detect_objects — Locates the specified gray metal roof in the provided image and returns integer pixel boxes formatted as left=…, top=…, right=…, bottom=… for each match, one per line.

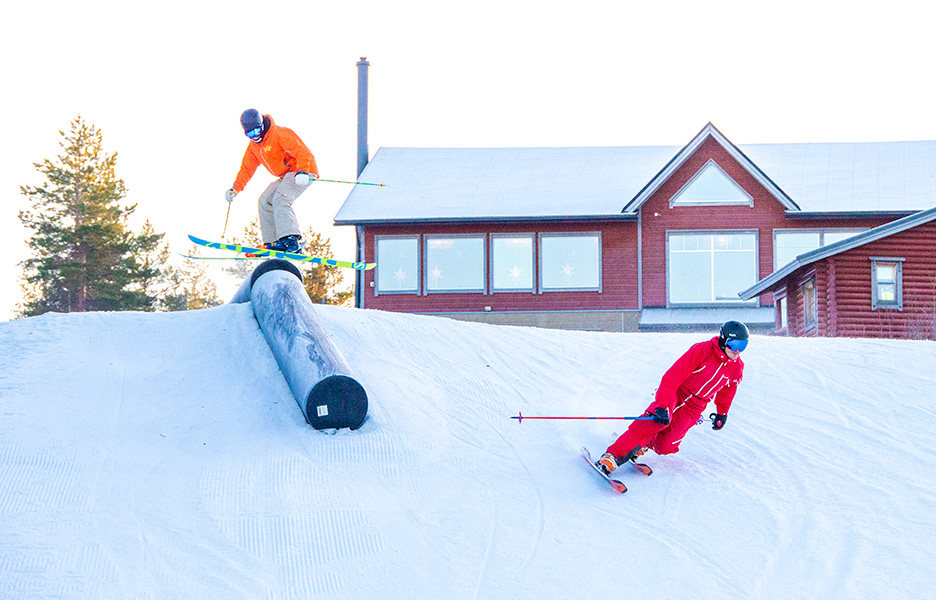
left=335, top=146, right=677, bottom=224
left=334, top=137, right=936, bottom=225
left=741, top=141, right=936, bottom=213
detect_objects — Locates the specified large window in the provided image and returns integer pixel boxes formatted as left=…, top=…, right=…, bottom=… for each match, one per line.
left=539, top=233, right=601, bottom=291
left=871, top=258, right=903, bottom=310
left=425, top=235, right=485, bottom=293
left=375, top=236, right=420, bottom=294
left=774, top=229, right=867, bottom=269
left=668, top=231, right=757, bottom=304
left=491, top=234, right=534, bottom=292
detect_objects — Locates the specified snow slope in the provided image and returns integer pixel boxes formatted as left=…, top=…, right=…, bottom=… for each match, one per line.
left=1, top=304, right=935, bottom=599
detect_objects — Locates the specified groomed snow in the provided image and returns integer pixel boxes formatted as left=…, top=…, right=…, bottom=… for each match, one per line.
left=1, top=304, right=934, bottom=598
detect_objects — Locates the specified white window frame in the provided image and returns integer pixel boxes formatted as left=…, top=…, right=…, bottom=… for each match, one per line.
left=374, top=235, right=421, bottom=296
left=669, top=159, right=754, bottom=207
left=538, top=232, right=602, bottom=293
left=490, top=233, right=536, bottom=294
left=666, top=230, right=759, bottom=307
left=870, top=257, right=904, bottom=311
left=423, top=234, right=487, bottom=294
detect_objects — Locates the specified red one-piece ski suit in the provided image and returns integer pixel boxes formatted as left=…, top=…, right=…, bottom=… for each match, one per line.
left=607, top=336, right=744, bottom=458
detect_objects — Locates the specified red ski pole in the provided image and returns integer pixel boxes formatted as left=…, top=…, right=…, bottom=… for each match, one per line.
left=511, top=411, right=653, bottom=424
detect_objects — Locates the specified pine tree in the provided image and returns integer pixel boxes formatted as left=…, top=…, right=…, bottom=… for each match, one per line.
left=168, top=246, right=223, bottom=311
left=131, top=219, right=173, bottom=305
left=224, top=220, right=353, bottom=306
left=18, top=117, right=169, bottom=316
left=300, top=231, right=353, bottom=306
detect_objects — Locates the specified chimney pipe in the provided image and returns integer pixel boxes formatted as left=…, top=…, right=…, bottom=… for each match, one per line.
left=354, top=57, right=371, bottom=310
left=356, top=57, right=370, bottom=178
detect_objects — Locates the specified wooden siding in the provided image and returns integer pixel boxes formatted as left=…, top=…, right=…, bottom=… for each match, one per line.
left=361, top=221, right=639, bottom=314
left=827, top=221, right=936, bottom=339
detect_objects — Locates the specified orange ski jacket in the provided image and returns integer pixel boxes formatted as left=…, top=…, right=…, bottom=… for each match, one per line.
left=232, top=115, right=319, bottom=192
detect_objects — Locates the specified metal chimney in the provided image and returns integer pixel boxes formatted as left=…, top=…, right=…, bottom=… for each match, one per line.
left=354, top=57, right=371, bottom=310
left=356, top=57, right=370, bottom=178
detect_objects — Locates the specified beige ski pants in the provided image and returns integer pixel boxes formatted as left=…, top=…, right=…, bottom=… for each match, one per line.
left=257, top=172, right=309, bottom=243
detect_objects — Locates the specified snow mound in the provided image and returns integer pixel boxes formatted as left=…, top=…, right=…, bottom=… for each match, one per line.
left=1, top=304, right=934, bottom=598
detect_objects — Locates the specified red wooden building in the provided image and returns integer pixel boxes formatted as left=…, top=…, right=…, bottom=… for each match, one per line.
left=335, top=124, right=936, bottom=334
left=739, top=206, right=936, bottom=338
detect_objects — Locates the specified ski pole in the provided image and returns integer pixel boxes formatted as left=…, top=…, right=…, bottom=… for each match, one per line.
left=511, top=412, right=653, bottom=424
left=221, top=202, right=232, bottom=239
left=316, top=178, right=387, bottom=187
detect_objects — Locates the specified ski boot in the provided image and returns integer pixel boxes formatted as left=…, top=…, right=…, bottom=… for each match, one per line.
left=595, top=452, right=618, bottom=476
left=623, top=446, right=652, bottom=476
left=269, top=234, right=302, bottom=253
left=621, top=446, right=647, bottom=462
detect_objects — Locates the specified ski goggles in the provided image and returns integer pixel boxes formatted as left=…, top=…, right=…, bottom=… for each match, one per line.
left=245, top=125, right=263, bottom=139
left=725, top=338, right=748, bottom=352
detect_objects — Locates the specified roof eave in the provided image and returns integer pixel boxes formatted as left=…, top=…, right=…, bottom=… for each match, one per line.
left=334, top=213, right=640, bottom=227
left=784, top=210, right=918, bottom=220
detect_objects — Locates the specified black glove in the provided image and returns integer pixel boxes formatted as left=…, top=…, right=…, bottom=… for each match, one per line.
left=711, top=413, right=728, bottom=431
left=650, top=406, right=670, bottom=426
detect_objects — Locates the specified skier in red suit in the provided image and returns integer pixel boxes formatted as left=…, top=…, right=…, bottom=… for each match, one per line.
left=596, top=321, right=749, bottom=475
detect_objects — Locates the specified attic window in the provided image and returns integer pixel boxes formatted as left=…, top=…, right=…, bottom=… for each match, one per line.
left=670, top=159, right=753, bottom=207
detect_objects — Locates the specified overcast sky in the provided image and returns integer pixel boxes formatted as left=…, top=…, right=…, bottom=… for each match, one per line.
left=2, top=0, right=934, bottom=319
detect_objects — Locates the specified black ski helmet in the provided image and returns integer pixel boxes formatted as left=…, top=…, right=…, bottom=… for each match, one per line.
left=240, top=109, right=263, bottom=133
left=719, top=320, right=750, bottom=350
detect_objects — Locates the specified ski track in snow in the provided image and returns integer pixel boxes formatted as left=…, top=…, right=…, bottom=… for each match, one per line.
left=1, top=304, right=936, bottom=598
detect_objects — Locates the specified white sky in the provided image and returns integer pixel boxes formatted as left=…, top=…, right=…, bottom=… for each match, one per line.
left=2, top=0, right=934, bottom=320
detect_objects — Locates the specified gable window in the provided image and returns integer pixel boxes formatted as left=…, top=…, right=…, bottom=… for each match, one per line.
left=774, top=229, right=867, bottom=269
left=539, top=233, right=601, bottom=292
left=425, top=235, right=485, bottom=293
left=870, top=257, right=904, bottom=310
left=375, top=235, right=420, bottom=295
left=667, top=231, right=757, bottom=305
left=669, top=160, right=753, bottom=207
left=491, top=234, right=534, bottom=292
left=801, top=276, right=818, bottom=330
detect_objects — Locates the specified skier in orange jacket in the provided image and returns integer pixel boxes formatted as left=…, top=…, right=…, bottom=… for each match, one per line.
left=225, top=109, right=319, bottom=253
left=596, top=321, right=748, bottom=475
